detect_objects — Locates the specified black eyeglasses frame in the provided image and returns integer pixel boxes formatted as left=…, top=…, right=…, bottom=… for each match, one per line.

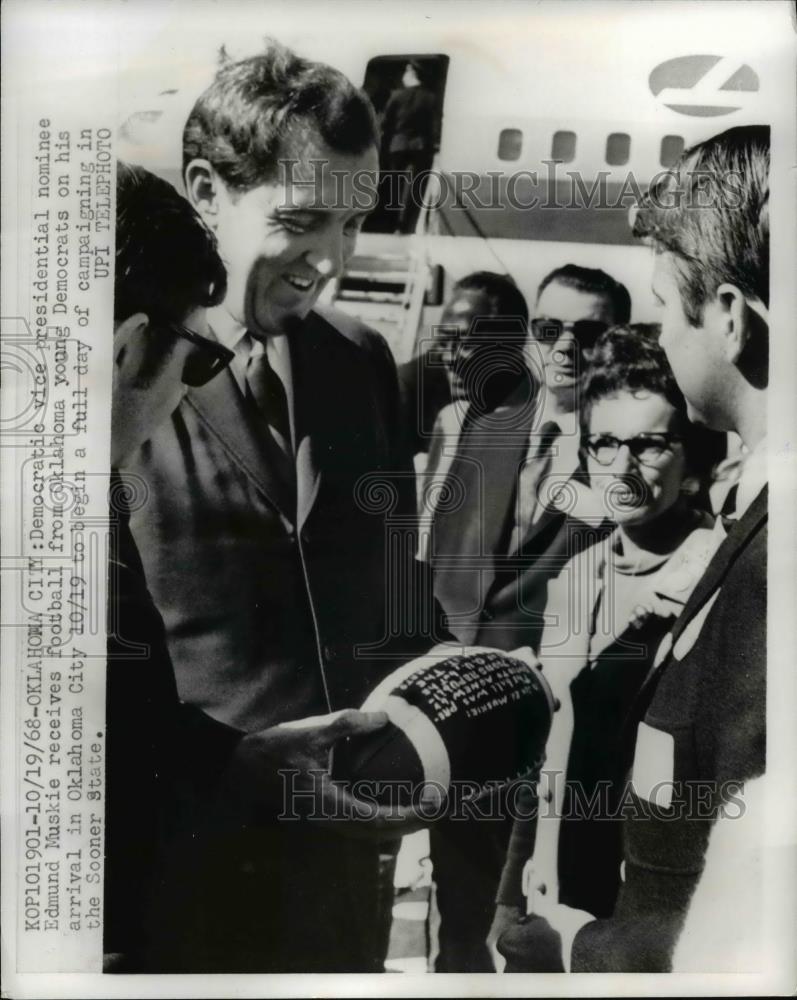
left=165, top=320, right=235, bottom=388
left=583, top=432, right=683, bottom=467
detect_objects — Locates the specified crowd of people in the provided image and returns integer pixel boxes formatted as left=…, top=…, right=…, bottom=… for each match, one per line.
left=104, top=39, right=769, bottom=976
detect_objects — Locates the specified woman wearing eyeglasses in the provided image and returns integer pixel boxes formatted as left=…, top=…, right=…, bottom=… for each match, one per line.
left=493, top=324, right=725, bottom=970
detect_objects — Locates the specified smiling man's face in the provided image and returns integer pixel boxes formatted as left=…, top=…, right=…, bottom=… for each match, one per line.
left=211, top=129, right=378, bottom=336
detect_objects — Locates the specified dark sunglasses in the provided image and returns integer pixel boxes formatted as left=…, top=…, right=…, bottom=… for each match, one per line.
left=166, top=321, right=235, bottom=387
left=530, top=317, right=609, bottom=349
left=584, top=432, right=682, bottom=468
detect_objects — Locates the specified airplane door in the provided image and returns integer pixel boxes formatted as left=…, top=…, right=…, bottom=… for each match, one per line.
left=361, top=54, right=449, bottom=233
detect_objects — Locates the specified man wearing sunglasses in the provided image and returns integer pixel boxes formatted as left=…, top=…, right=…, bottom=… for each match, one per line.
left=425, top=264, right=628, bottom=970
left=108, top=161, right=236, bottom=969
left=400, top=271, right=529, bottom=461
left=108, top=163, right=413, bottom=972
left=432, top=264, right=631, bottom=656
left=111, top=170, right=234, bottom=464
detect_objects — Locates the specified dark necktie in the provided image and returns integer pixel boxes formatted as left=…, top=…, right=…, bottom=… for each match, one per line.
left=718, top=482, right=739, bottom=534
left=720, top=482, right=738, bottom=518
left=244, top=338, right=295, bottom=488
left=508, top=420, right=561, bottom=554
left=245, top=341, right=291, bottom=448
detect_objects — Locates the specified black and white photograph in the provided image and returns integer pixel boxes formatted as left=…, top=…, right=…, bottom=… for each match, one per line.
left=1, top=1, right=795, bottom=996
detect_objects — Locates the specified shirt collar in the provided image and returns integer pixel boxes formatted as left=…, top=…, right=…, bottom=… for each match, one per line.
left=537, top=398, right=579, bottom=437
left=533, top=400, right=580, bottom=471
left=207, top=305, right=249, bottom=352
left=207, top=306, right=265, bottom=395
left=734, top=436, right=767, bottom=516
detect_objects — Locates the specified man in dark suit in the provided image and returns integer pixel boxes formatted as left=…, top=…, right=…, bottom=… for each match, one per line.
left=423, top=266, right=628, bottom=970
left=106, top=160, right=237, bottom=971
left=498, top=125, right=769, bottom=972
left=121, top=45, right=443, bottom=972
left=399, top=270, right=528, bottom=460
left=381, top=59, right=441, bottom=233
left=107, top=163, right=404, bottom=971
left=429, top=264, right=630, bottom=654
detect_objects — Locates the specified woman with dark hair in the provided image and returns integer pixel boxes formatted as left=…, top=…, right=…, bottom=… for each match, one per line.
left=493, top=325, right=724, bottom=966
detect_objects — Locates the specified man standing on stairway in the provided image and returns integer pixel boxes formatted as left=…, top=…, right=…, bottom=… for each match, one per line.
left=381, top=59, right=442, bottom=233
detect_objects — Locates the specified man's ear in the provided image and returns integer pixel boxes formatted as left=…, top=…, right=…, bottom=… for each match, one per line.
left=184, top=159, right=219, bottom=227
left=114, top=313, right=149, bottom=370
left=714, top=283, right=750, bottom=365
left=714, top=283, right=768, bottom=388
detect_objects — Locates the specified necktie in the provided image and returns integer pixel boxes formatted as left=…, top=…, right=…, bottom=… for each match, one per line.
left=718, top=482, right=739, bottom=535
left=244, top=338, right=295, bottom=488
left=245, top=340, right=292, bottom=449
left=509, top=420, right=561, bottom=554
left=720, top=482, right=738, bottom=519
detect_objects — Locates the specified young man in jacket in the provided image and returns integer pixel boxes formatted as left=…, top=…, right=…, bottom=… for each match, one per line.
left=498, top=124, right=769, bottom=973
left=107, top=162, right=403, bottom=970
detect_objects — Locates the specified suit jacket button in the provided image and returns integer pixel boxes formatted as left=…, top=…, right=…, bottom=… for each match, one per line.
left=323, top=644, right=337, bottom=662
left=482, top=609, right=494, bottom=622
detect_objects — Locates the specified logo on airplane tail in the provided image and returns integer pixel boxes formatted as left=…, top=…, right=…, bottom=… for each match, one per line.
left=649, top=55, right=759, bottom=117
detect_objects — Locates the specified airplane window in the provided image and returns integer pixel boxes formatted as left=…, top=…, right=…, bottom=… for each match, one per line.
left=551, top=130, right=576, bottom=163
left=660, top=134, right=685, bottom=167
left=606, top=132, right=630, bottom=166
left=498, top=128, right=523, bottom=161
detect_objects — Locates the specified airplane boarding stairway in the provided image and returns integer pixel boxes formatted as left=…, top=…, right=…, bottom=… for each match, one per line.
left=324, top=246, right=431, bottom=364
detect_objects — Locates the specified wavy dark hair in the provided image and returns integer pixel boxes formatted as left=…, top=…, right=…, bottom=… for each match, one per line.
left=182, top=40, right=379, bottom=192
left=581, top=325, right=726, bottom=485
left=537, top=264, right=631, bottom=325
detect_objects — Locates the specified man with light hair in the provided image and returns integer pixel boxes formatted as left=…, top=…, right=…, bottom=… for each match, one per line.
left=498, top=124, right=769, bottom=972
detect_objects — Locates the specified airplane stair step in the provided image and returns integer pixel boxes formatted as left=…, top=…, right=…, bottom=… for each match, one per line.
left=327, top=251, right=430, bottom=364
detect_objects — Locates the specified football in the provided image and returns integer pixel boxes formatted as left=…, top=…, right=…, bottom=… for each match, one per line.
left=332, top=646, right=554, bottom=809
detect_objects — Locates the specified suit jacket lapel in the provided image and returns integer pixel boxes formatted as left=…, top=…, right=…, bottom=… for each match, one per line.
left=433, top=400, right=533, bottom=604
left=668, top=486, right=767, bottom=649
left=625, top=486, right=768, bottom=737
left=480, top=407, right=532, bottom=559
left=185, top=367, right=295, bottom=520
left=515, top=502, right=563, bottom=557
